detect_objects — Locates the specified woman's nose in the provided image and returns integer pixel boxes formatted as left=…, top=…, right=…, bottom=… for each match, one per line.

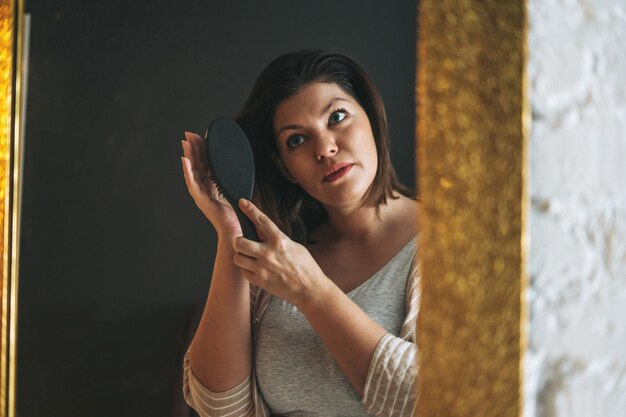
left=315, top=134, right=338, bottom=161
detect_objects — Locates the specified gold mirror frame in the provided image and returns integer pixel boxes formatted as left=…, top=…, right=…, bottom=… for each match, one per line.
left=416, top=1, right=528, bottom=416
left=0, top=1, right=527, bottom=416
left=1, top=0, right=24, bottom=416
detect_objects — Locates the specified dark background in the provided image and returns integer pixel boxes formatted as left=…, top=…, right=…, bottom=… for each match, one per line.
left=18, top=1, right=417, bottom=416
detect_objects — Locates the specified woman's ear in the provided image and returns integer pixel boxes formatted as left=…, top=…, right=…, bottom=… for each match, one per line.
left=271, top=152, right=298, bottom=184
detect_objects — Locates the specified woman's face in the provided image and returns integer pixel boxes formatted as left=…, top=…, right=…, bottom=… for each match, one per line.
left=273, top=82, right=378, bottom=209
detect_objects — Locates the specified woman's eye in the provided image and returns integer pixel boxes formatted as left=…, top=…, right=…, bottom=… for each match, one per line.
left=329, top=110, right=347, bottom=124
left=287, top=134, right=306, bottom=149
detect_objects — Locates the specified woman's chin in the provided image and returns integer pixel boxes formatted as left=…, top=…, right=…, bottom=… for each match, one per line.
left=316, top=188, right=372, bottom=210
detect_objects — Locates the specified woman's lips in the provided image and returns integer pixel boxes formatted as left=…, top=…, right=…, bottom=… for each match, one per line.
left=323, top=164, right=354, bottom=183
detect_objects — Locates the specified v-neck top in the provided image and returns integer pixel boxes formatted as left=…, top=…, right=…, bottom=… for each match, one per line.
left=254, top=237, right=417, bottom=416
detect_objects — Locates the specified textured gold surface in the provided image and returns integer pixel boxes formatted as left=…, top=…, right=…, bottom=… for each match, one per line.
left=0, top=1, right=13, bottom=415
left=0, top=1, right=21, bottom=416
left=416, top=1, right=527, bottom=416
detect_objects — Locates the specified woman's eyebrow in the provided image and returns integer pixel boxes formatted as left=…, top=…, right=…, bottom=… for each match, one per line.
left=320, top=97, right=350, bottom=116
left=276, top=97, right=350, bottom=137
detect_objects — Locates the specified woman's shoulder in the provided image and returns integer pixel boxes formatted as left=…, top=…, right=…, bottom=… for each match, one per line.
left=388, top=194, right=421, bottom=241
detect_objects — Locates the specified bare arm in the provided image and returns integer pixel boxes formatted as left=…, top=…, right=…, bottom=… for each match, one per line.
left=298, top=281, right=387, bottom=396
left=181, top=132, right=252, bottom=392
left=187, top=238, right=252, bottom=392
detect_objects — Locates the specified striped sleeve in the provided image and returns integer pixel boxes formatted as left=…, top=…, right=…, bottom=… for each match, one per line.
left=362, top=335, right=418, bottom=417
left=182, top=349, right=255, bottom=417
left=399, top=253, right=420, bottom=341
left=361, top=252, right=421, bottom=417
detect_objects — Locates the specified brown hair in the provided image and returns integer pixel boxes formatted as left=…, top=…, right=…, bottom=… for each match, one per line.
left=236, top=49, right=414, bottom=244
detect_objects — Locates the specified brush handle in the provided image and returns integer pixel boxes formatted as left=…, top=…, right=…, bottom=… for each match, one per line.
left=234, top=206, right=260, bottom=242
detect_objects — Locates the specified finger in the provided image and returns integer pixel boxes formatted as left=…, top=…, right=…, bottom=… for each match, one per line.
left=182, top=140, right=211, bottom=187
left=182, top=132, right=201, bottom=171
left=233, top=235, right=264, bottom=258
left=183, top=133, right=205, bottom=173
left=185, top=131, right=209, bottom=168
left=184, top=131, right=203, bottom=147
left=184, top=131, right=203, bottom=148
left=182, top=138, right=194, bottom=161
left=182, top=154, right=200, bottom=186
left=233, top=252, right=257, bottom=273
left=238, top=199, right=283, bottom=239
left=184, top=133, right=222, bottom=196
left=182, top=139, right=203, bottom=176
left=181, top=156, right=202, bottom=196
left=182, top=157, right=225, bottom=202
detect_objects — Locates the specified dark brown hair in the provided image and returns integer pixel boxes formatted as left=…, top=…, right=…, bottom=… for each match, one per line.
left=236, top=49, right=414, bottom=244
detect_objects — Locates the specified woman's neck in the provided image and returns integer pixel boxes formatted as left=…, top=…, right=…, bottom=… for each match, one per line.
left=318, top=195, right=410, bottom=244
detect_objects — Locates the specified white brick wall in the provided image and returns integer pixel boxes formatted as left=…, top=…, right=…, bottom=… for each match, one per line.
left=526, top=1, right=626, bottom=416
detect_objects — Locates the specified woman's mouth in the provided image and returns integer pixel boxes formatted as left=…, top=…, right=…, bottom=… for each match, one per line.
left=323, top=163, right=354, bottom=183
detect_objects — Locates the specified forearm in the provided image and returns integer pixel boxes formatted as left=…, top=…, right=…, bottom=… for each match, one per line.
left=188, top=237, right=252, bottom=392
left=298, top=280, right=387, bottom=396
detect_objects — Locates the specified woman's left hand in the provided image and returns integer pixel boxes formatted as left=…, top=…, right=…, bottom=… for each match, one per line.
left=232, top=198, right=330, bottom=307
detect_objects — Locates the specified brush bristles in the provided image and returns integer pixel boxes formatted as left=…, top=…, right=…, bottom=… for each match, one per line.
left=207, top=168, right=225, bottom=197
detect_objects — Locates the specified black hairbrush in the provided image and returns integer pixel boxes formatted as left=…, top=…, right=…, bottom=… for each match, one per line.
left=205, top=118, right=259, bottom=242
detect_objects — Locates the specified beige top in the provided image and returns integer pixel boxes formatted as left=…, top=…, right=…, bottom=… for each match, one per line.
left=182, top=238, right=421, bottom=417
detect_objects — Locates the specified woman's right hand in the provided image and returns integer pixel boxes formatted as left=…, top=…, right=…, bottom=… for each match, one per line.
left=181, top=131, right=242, bottom=238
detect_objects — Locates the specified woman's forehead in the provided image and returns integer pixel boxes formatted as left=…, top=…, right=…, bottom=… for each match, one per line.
left=274, top=82, right=356, bottom=124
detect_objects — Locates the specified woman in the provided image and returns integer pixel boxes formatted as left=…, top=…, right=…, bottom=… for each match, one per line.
left=180, top=49, right=421, bottom=417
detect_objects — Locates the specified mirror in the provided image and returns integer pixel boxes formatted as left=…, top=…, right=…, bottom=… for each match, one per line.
left=11, top=1, right=419, bottom=416
left=4, top=1, right=528, bottom=416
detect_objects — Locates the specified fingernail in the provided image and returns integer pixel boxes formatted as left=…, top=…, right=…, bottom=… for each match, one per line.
left=184, top=131, right=193, bottom=141
left=239, top=198, right=249, bottom=207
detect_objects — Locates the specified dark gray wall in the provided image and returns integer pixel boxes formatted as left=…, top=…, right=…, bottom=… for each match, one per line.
left=18, top=1, right=417, bottom=416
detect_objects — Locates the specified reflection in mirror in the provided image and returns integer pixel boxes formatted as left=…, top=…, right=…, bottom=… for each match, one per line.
left=182, top=51, right=420, bottom=416
left=16, top=1, right=417, bottom=416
